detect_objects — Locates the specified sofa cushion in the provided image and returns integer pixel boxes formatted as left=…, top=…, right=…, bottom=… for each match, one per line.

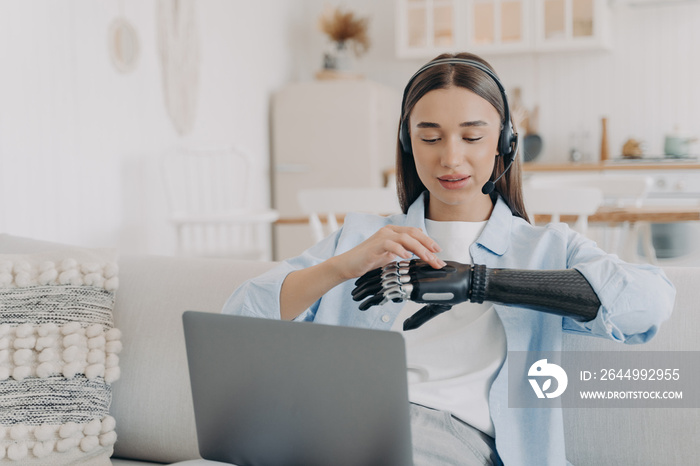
left=0, top=245, right=121, bottom=465
left=0, top=234, right=279, bottom=464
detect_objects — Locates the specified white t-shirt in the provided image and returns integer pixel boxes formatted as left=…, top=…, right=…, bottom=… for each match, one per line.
left=391, top=219, right=507, bottom=437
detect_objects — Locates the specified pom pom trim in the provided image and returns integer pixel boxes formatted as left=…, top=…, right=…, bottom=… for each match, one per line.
left=0, top=323, right=121, bottom=383
left=0, top=260, right=119, bottom=291
left=0, top=417, right=116, bottom=460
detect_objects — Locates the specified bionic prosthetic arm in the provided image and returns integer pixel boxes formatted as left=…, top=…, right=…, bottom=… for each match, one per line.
left=351, top=260, right=601, bottom=331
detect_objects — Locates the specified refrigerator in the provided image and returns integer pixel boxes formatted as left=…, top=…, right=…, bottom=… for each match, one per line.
left=271, top=80, right=401, bottom=260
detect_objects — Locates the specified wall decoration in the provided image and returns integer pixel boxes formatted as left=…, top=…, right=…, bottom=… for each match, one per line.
left=157, top=0, right=200, bottom=136
left=108, top=4, right=140, bottom=74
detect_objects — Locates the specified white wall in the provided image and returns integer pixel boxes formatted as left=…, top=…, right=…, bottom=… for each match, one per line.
left=294, top=0, right=700, bottom=163
left=490, top=2, right=700, bottom=162
left=0, top=0, right=300, bottom=254
left=2, top=0, right=698, bottom=255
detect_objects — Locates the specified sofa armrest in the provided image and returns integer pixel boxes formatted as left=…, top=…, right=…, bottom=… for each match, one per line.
left=110, top=254, right=276, bottom=463
left=562, top=267, right=699, bottom=465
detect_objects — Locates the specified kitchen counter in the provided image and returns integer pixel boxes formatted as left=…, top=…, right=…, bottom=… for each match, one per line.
left=523, top=159, right=700, bottom=201
left=523, top=159, right=700, bottom=172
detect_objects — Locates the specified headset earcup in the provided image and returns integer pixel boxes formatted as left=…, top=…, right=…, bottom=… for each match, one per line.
left=499, top=123, right=517, bottom=159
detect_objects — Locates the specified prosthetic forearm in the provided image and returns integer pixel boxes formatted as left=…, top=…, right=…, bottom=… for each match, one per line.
left=351, top=260, right=601, bottom=331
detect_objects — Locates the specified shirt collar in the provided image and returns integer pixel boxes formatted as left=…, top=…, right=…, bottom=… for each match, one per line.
left=477, top=195, right=513, bottom=256
left=405, top=191, right=429, bottom=233
left=405, top=191, right=513, bottom=256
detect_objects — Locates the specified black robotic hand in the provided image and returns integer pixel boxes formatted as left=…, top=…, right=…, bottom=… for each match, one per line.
left=352, top=259, right=475, bottom=307
left=352, top=260, right=481, bottom=330
left=351, top=259, right=601, bottom=331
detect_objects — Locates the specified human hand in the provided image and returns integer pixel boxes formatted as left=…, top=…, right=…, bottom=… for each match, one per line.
left=332, top=226, right=445, bottom=281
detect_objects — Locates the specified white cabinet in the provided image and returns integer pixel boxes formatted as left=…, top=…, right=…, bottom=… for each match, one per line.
left=396, top=0, right=610, bottom=58
left=396, top=0, right=459, bottom=58
left=271, top=80, right=400, bottom=259
left=534, top=0, right=611, bottom=51
left=469, top=0, right=531, bottom=54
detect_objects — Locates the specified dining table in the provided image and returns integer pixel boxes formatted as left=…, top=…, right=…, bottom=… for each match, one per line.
left=534, top=204, right=700, bottom=225
left=277, top=203, right=700, bottom=264
left=278, top=204, right=700, bottom=226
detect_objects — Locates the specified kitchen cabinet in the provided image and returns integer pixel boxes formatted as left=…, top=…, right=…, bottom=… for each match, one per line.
left=396, top=0, right=458, bottom=58
left=271, top=80, right=400, bottom=260
left=396, top=0, right=530, bottom=58
left=395, top=0, right=610, bottom=58
left=534, top=0, right=611, bottom=52
left=471, top=0, right=530, bottom=52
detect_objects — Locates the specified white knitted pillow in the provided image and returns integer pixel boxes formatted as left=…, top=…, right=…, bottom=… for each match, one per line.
left=0, top=249, right=121, bottom=465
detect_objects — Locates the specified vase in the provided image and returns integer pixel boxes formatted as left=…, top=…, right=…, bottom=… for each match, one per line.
left=323, top=41, right=352, bottom=71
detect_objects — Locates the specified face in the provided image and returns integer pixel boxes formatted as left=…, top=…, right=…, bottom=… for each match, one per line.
left=409, top=86, right=501, bottom=222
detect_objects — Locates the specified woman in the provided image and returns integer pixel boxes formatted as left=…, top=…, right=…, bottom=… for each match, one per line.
left=223, top=52, right=675, bottom=465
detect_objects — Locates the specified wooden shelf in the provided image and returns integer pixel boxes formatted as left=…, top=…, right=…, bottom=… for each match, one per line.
left=314, top=69, right=365, bottom=81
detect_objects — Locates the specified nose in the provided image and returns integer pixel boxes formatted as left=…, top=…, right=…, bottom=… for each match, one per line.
left=441, top=136, right=463, bottom=169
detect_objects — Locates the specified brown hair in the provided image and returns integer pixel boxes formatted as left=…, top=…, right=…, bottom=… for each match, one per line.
left=396, top=52, right=529, bottom=223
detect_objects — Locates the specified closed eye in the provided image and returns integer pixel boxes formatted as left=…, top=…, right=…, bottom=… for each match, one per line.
left=464, top=137, right=483, bottom=142
left=421, top=138, right=440, bottom=143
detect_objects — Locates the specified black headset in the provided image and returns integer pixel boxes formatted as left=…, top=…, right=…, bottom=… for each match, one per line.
left=398, top=58, right=518, bottom=195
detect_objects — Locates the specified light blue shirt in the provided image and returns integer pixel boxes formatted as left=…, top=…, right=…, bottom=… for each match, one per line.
left=223, top=192, right=675, bottom=465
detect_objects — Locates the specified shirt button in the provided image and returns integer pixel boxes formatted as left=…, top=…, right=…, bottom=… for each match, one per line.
left=381, top=315, right=390, bottom=323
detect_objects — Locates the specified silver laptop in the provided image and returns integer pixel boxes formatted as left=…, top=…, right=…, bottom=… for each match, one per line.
left=182, top=311, right=414, bottom=466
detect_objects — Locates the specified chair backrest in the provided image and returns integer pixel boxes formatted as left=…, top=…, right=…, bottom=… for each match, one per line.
left=162, top=146, right=251, bottom=218
left=297, top=187, right=401, bottom=243
left=161, top=146, right=278, bottom=259
left=523, top=185, right=604, bottom=235
left=526, top=174, right=652, bottom=207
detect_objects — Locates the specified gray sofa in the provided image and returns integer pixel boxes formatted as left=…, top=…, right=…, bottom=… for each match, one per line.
left=1, top=234, right=697, bottom=465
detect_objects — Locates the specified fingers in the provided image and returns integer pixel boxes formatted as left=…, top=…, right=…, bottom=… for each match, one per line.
left=340, top=226, right=444, bottom=281
left=402, top=304, right=453, bottom=331
left=351, top=280, right=382, bottom=301
left=353, top=266, right=382, bottom=288
left=396, top=235, right=445, bottom=269
left=352, top=261, right=411, bottom=302
left=352, top=260, right=416, bottom=310
left=358, top=293, right=386, bottom=311
left=383, top=226, right=445, bottom=269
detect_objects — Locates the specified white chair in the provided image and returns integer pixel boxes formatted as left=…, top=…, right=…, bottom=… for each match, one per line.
left=631, top=201, right=700, bottom=266
left=527, top=174, right=652, bottom=208
left=523, top=185, right=604, bottom=236
left=161, top=146, right=279, bottom=260
left=525, top=174, right=652, bottom=258
left=297, top=187, right=401, bottom=243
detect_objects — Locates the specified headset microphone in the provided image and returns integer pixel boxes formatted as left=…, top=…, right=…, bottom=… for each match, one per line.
left=481, top=157, right=513, bottom=194
left=481, top=135, right=519, bottom=195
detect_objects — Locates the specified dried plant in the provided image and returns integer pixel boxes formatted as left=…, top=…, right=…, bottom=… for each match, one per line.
left=318, top=6, right=371, bottom=57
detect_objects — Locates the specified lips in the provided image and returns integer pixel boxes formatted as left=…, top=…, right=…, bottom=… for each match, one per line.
left=438, top=174, right=470, bottom=190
